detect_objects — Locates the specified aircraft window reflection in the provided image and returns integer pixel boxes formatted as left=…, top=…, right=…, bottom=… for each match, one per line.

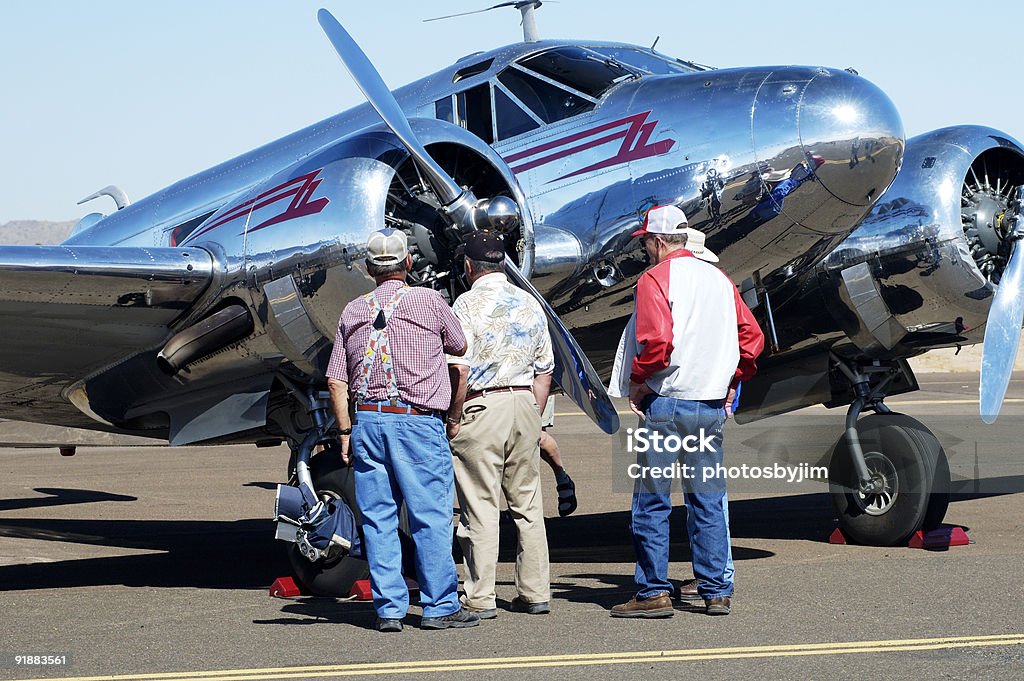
left=498, top=68, right=592, bottom=124
left=518, top=47, right=632, bottom=99
left=456, top=83, right=494, bottom=144
left=494, top=87, right=540, bottom=140
left=588, top=47, right=697, bottom=75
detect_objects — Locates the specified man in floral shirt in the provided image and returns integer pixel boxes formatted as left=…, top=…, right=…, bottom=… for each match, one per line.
left=446, top=231, right=554, bottom=619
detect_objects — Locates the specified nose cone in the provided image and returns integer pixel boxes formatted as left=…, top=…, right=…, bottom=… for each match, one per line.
left=798, top=69, right=904, bottom=206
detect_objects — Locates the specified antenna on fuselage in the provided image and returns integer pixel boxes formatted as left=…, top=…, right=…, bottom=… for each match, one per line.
left=424, top=1, right=546, bottom=42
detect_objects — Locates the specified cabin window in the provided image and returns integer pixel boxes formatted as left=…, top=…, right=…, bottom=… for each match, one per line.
left=493, top=87, right=540, bottom=140
left=517, top=47, right=633, bottom=99
left=588, top=47, right=698, bottom=75
left=452, top=58, right=494, bottom=83
left=435, top=95, right=454, bottom=123
left=497, top=67, right=592, bottom=124
left=456, top=83, right=494, bottom=144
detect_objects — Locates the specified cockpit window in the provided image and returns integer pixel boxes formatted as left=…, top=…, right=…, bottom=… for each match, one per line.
left=457, top=83, right=493, bottom=144
left=588, top=47, right=699, bottom=75
left=497, top=68, right=592, bottom=124
left=493, top=87, right=540, bottom=139
left=517, top=47, right=633, bottom=99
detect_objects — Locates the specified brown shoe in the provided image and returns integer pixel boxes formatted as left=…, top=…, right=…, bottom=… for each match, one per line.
left=705, top=596, right=731, bottom=616
left=610, top=592, right=674, bottom=618
left=676, top=578, right=700, bottom=601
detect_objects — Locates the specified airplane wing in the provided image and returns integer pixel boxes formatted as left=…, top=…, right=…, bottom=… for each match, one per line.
left=0, top=245, right=213, bottom=428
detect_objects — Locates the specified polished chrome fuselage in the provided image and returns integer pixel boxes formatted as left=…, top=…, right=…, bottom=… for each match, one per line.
left=13, top=38, right=997, bottom=441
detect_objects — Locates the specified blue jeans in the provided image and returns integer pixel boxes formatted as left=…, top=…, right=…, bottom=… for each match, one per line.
left=686, top=492, right=734, bottom=585
left=631, top=395, right=733, bottom=599
left=351, top=407, right=460, bottom=619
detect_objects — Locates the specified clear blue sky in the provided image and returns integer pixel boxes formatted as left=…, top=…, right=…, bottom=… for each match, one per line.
left=2, top=1, right=1022, bottom=222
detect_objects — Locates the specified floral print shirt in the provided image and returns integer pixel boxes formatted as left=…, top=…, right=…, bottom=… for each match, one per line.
left=448, top=273, right=554, bottom=391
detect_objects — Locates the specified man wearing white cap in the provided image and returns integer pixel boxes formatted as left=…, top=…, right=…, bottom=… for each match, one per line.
left=326, top=227, right=479, bottom=632
left=608, top=205, right=764, bottom=619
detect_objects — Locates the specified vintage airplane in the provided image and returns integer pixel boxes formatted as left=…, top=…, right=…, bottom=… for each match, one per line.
left=4, top=2, right=1024, bottom=594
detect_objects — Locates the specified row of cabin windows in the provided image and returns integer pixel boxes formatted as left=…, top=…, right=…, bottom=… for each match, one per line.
left=435, top=46, right=698, bottom=145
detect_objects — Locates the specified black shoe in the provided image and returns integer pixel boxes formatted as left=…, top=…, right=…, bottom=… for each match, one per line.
left=555, top=472, right=578, bottom=517
left=509, top=596, right=550, bottom=614
left=421, top=608, right=480, bottom=629
left=375, top=617, right=403, bottom=632
left=464, top=605, right=498, bottom=619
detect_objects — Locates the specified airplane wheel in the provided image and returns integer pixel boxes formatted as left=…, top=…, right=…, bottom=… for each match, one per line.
left=287, top=452, right=416, bottom=596
left=922, top=446, right=950, bottom=532
left=287, top=454, right=369, bottom=596
left=829, top=414, right=944, bottom=546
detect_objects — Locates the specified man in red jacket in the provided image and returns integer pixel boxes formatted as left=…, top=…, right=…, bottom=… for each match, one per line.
left=609, top=205, right=764, bottom=619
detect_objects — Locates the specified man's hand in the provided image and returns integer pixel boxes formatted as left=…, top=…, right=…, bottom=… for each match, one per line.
left=339, top=434, right=352, bottom=465
left=724, top=385, right=737, bottom=420
left=446, top=421, right=461, bottom=440
left=628, top=381, right=653, bottom=418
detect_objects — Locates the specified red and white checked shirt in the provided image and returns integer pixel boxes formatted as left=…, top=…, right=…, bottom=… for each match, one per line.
left=325, top=280, right=467, bottom=411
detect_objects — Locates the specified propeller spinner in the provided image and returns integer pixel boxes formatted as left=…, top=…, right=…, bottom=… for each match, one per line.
left=980, top=186, right=1024, bottom=423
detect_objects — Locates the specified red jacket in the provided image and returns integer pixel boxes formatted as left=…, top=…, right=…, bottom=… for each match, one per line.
left=629, top=250, right=764, bottom=399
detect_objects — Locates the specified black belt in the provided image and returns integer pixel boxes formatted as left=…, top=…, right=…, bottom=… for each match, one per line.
left=466, top=386, right=533, bottom=402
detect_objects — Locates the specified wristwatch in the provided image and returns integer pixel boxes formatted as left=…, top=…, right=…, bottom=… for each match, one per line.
left=445, top=416, right=460, bottom=425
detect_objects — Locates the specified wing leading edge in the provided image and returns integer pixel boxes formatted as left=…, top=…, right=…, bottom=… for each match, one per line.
left=0, top=245, right=214, bottom=427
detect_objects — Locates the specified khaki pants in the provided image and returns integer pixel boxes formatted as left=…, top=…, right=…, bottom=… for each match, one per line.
left=451, top=391, right=551, bottom=609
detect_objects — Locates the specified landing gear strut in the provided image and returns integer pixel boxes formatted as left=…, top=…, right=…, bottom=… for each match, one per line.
left=273, top=383, right=413, bottom=596
left=828, top=358, right=950, bottom=545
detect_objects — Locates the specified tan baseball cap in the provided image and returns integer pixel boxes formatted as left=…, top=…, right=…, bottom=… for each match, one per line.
left=366, top=228, right=408, bottom=265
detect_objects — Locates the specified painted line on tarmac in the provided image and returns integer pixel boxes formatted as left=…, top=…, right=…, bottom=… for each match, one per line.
left=20, top=633, right=1024, bottom=681
left=556, top=397, right=1024, bottom=418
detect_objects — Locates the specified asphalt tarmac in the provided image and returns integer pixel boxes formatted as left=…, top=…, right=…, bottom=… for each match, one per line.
left=0, top=374, right=1022, bottom=680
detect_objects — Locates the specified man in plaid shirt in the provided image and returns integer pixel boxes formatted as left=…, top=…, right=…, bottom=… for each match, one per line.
left=326, top=227, right=479, bottom=632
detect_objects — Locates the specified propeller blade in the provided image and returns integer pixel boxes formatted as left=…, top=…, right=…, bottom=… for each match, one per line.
left=980, top=239, right=1024, bottom=423
left=317, top=9, right=465, bottom=209
left=504, top=258, right=620, bottom=434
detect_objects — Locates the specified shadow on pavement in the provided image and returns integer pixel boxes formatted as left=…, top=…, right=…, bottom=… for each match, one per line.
left=2, top=475, right=1019, bottom=592
left=0, top=488, right=136, bottom=512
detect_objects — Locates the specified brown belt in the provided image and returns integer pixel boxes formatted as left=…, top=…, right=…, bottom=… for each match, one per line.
left=466, top=386, right=533, bottom=402
left=356, top=402, right=438, bottom=416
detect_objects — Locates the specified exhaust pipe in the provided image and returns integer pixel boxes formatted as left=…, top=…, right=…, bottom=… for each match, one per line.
left=157, top=304, right=253, bottom=376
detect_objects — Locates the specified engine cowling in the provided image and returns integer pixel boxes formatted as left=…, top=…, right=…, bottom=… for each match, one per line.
left=181, top=118, right=534, bottom=377
left=816, top=125, right=1024, bottom=358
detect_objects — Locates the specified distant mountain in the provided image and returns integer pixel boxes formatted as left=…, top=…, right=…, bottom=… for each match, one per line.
left=0, top=220, right=76, bottom=245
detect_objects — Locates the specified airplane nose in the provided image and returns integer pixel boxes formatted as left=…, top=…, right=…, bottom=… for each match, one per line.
left=797, top=68, right=904, bottom=206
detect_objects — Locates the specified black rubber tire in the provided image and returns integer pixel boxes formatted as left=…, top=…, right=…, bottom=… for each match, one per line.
left=829, top=414, right=941, bottom=546
left=287, top=454, right=369, bottom=597
left=287, top=453, right=417, bottom=597
left=877, top=415, right=950, bottom=532
left=922, top=447, right=951, bottom=532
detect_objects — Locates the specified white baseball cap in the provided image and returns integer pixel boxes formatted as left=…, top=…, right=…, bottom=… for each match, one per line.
left=683, top=228, right=719, bottom=263
left=366, top=228, right=408, bottom=265
left=631, top=204, right=688, bottom=237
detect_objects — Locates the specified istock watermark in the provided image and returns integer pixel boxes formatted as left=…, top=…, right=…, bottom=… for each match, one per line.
left=626, top=427, right=719, bottom=454
left=626, top=461, right=829, bottom=484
